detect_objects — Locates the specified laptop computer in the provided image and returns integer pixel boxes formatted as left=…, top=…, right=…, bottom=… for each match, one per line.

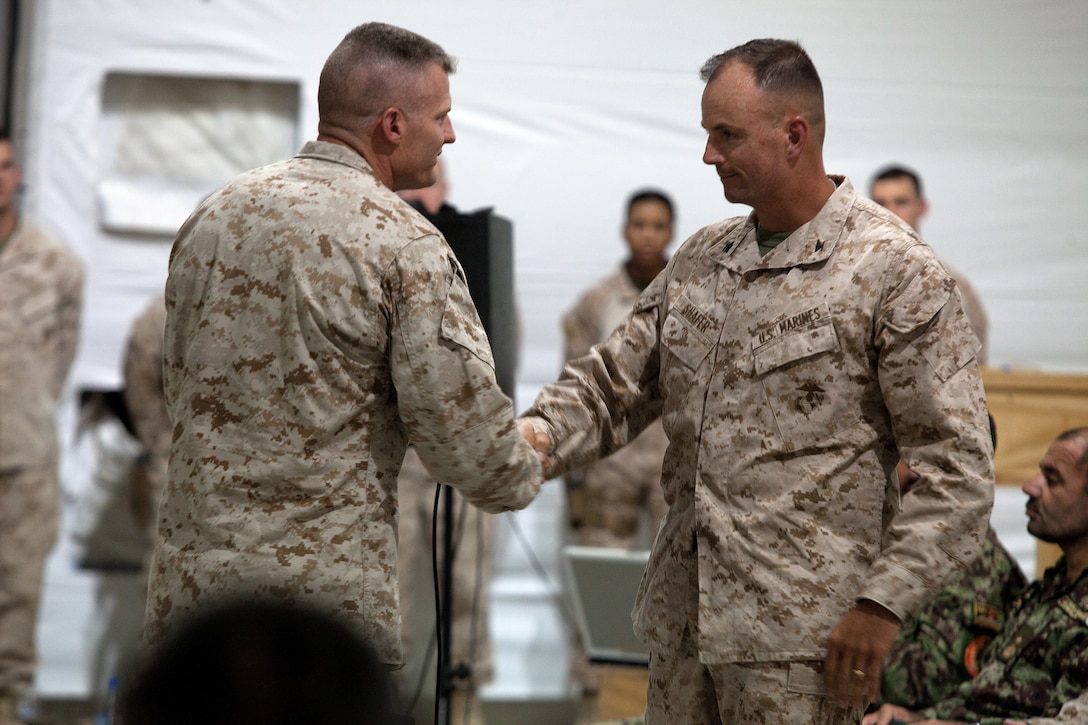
left=560, top=545, right=651, bottom=666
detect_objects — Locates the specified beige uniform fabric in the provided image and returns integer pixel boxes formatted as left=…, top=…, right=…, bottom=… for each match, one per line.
left=0, top=220, right=84, bottom=699
left=145, top=141, right=542, bottom=664
left=562, top=266, right=668, bottom=548
left=523, top=177, right=993, bottom=717
left=121, top=292, right=169, bottom=537
left=944, top=263, right=989, bottom=366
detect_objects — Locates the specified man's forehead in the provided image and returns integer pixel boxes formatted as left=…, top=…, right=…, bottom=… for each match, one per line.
left=1043, top=438, right=1088, bottom=472
left=871, top=178, right=917, bottom=200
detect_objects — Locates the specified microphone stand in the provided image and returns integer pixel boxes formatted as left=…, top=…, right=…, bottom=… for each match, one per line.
left=434, top=484, right=470, bottom=725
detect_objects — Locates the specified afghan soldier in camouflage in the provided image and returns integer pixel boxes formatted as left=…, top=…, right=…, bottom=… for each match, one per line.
left=866, top=428, right=1088, bottom=725
left=878, top=421, right=1028, bottom=711
left=521, top=39, right=993, bottom=725
left=143, top=23, right=545, bottom=666
left=878, top=526, right=1026, bottom=710
left=0, top=129, right=85, bottom=725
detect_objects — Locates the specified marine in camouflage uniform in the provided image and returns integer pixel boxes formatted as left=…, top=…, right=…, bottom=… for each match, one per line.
left=878, top=525, right=1027, bottom=710
left=522, top=39, right=993, bottom=725
left=561, top=264, right=669, bottom=550
left=143, top=24, right=543, bottom=666
left=121, top=292, right=169, bottom=541
left=0, top=132, right=84, bottom=723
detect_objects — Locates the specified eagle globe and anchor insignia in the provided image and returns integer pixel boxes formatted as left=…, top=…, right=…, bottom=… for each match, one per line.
left=796, top=381, right=826, bottom=415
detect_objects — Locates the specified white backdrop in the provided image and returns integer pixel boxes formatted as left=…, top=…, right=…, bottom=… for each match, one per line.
left=14, top=0, right=1088, bottom=391
left=10, top=0, right=1087, bottom=704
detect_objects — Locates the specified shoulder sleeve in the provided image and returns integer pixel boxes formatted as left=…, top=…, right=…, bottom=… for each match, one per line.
left=522, top=271, right=664, bottom=478
left=863, top=241, right=995, bottom=619
left=388, top=234, right=541, bottom=513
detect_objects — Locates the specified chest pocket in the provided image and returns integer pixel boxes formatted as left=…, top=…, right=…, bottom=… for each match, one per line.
left=660, top=295, right=715, bottom=372
left=753, top=314, right=855, bottom=448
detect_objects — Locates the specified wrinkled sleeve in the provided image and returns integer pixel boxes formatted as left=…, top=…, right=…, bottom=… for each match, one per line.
left=863, top=243, right=995, bottom=621
left=522, top=273, right=665, bottom=479
left=388, top=235, right=541, bottom=513
left=1025, top=691, right=1088, bottom=725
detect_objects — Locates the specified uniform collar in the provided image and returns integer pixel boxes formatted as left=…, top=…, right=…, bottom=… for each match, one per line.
left=294, top=140, right=379, bottom=178
left=707, top=175, right=854, bottom=274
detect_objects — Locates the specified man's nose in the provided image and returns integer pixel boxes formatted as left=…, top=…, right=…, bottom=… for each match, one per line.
left=1022, top=472, right=1044, bottom=497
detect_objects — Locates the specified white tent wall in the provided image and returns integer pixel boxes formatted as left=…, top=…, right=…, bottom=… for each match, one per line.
left=11, top=0, right=1088, bottom=705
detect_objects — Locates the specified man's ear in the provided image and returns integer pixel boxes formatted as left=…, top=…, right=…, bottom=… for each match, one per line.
left=785, top=116, right=809, bottom=161
left=379, top=107, right=406, bottom=146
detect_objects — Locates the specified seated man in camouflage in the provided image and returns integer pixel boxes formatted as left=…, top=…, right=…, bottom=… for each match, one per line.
left=878, top=418, right=1028, bottom=710
left=865, top=427, right=1088, bottom=725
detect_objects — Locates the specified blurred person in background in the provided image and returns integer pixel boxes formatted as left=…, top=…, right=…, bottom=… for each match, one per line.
left=0, top=128, right=85, bottom=725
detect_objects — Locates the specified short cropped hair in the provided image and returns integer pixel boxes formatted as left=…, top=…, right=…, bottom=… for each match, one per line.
left=699, top=38, right=824, bottom=128
left=627, top=188, right=675, bottom=223
left=318, top=22, right=456, bottom=122
left=871, top=164, right=925, bottom=199
left=1057, top=427, right=1088, bottom=474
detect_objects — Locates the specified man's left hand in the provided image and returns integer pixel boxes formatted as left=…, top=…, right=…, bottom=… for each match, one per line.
left=825, top=598, right=901, bottom=706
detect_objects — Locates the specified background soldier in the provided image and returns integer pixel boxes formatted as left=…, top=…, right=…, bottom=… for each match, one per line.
left=866, top=428, right=1088, bottom=724
left=0, top=128, right=85, bottom=724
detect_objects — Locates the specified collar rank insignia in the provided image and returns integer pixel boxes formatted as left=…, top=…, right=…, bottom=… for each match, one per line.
left=999, top=624, right=1034, bottom=661
left=971, top=602, right=1002, bottom=633
left=1058, top=596, right=1088, bottom=625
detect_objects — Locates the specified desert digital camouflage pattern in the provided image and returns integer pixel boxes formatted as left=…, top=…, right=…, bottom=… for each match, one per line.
left=944, top=263, right=989, bottom=366
left=144, top=141, right=542, bottom=663
left=0, top=221, right=83, bottom=470
left=523, top=177, right=994, bottom=668
left=562, top=266, right=668, bottom=548
left=121, top=292, right=169, bottom=535
left=0, top=220, right=84, bottom=700
left=879, top=525, right=1026, bottom=710
left=920, top=557, right=1088, bottom=723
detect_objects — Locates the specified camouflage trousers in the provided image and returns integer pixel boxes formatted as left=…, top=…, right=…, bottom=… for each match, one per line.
left=396, top=448, right=495, bottom=692
left=646, top=629, right=864, bottom=725
left=0, top=465, right=59, bottom=699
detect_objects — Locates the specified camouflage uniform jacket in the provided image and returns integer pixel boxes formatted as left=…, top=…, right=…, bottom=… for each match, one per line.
left=145, top=141, right=543, bottom=662
left=522, top=177, right=994, bottom=663
left=879, top=525, right=1027, bottom=710
left=561, top=265, right=668, bottom=506
left=922, top=557, right=1088, bottom=723
left=0, top=218, right=84, bottom=469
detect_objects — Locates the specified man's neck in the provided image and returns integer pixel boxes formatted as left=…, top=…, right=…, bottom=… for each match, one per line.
left=755, top=174, right=836, bottom=234
left=625, top=258, right=667, bottom=288
left=1062, top=540, right=1088, bottom=582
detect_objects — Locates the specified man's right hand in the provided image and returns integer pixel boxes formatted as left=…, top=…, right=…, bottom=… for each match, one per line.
left=518, top=420, right=552, bottom=476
